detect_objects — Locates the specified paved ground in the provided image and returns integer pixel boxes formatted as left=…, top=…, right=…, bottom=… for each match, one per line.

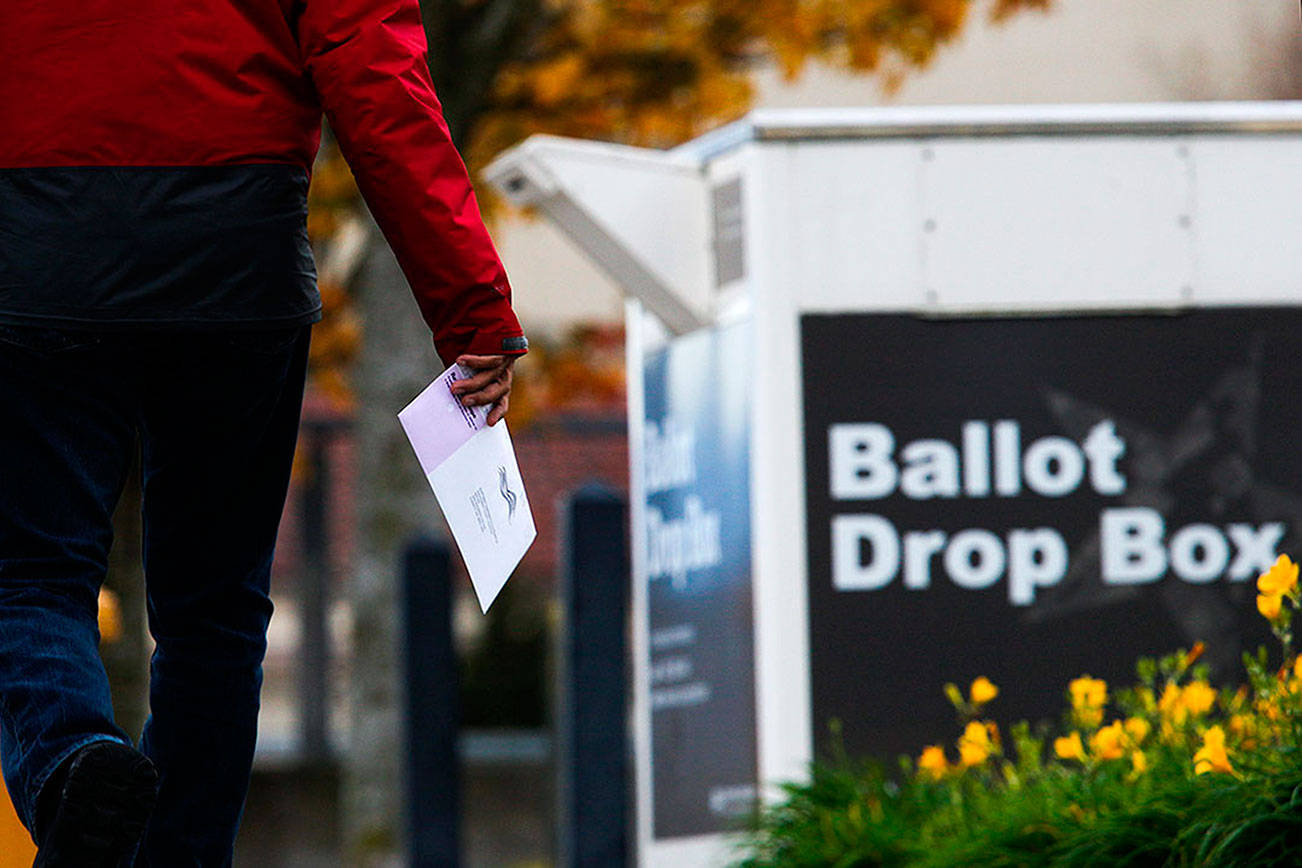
left=235, top=743, right=553, bottom=866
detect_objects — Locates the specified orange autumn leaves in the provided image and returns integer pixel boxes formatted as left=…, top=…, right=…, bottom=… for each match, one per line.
left=468, top=0, right=1053, bottom=166
left=305, top=142, right=362, bottom=409
left=301, top=0, right=1055, bottom=407
left=97, top=588, right=124, bottom=644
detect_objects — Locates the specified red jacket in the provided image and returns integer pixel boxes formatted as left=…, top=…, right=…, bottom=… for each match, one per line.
left=0, top=0, right=526, bottom=365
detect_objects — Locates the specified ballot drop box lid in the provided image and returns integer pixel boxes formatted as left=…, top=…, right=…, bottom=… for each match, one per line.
left=486, top=102, right=1302, bottom=868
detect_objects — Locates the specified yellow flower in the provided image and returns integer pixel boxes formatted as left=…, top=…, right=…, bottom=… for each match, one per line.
left=918, top=745, right=948, bottom=780
left=1124, top=716, right=1151, bottom=745
left=1069, top=676, right=1107, bottom=728
left=1069, top=676, right=1107, bottom=709
left=1090, top=720, right=1127, bottom=761
left=970, top=676, right=999, bottom=706
left=1294, top=656, right=1302, bottom=681
left=1159, top=682, right=1188, bottom=726
left=1257, top=554, right=1298, bottom=596
left=962, top=720, right=991, bottom=747
left=958, top=720, right=991, bottom=767
left=1193, top=725, right=1233, bottom=775
left=1130, top=750, right=1148, bottom=775
left=1181, top=682, right=1217, bottom=717
left=1258, top=593, right=1284, bottom=621
left=958, top=742, right=989, bottom=767
left=1054, top=731, right=1085, bottom=762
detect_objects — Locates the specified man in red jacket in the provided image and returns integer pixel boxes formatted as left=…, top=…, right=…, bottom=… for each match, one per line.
left=0, top=0, right=526, bottom=864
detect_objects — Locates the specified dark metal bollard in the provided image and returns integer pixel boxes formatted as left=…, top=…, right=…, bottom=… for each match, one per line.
left=557, top=483, right=630, bottom=868
left=402, top=536, right=461, bottom=868
left=298, top=424, right=332, bottom=762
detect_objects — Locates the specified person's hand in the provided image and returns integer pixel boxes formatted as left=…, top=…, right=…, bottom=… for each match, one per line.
left=450, top=354, right=516, bottom=426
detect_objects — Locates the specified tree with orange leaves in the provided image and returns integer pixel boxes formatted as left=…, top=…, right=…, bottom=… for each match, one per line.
left=315, top=0, right=1052, bottom=402
left=462, top=0, right=1051, bottom=163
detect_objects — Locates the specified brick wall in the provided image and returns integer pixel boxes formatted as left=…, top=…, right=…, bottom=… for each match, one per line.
left=513, top=414, right=629, bottom=581
left=274, top=390, right=630, bottom=593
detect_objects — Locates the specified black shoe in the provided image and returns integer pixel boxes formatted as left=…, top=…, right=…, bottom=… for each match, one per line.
left=32, top=741, right=159, bottom=868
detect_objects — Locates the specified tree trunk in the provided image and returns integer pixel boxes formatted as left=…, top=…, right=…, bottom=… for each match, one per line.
left=339, top=7, right=535, bottom=851
left=342, top=220, right=448, bottom=866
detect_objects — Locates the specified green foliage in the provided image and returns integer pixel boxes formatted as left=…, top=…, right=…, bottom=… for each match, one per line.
left=739, top=729, right=1302, bottom=867
left=738, top=658, right=1302, bottom=865
left=733, top=758, right=924, bottom=867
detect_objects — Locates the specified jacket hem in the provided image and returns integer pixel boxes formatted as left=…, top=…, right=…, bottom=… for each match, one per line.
left=0, top=306, right=324, bottom=331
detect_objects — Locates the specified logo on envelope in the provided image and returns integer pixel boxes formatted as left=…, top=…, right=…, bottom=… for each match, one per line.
left=499, top=466, right=518, bottom=520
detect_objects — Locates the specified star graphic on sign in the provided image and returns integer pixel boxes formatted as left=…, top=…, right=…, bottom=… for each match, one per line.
left=1021, top=335, right=1302, bottom=676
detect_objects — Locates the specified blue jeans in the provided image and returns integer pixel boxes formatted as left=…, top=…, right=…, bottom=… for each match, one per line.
left=0, top=323, right=310, bottom=866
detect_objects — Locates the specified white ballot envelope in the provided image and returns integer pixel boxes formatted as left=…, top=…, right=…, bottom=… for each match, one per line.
left=398, top=365, right=536, bottom=612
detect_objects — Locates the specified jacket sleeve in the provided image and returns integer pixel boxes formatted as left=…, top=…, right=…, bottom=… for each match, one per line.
left=295, top=0, right=527, bottom=367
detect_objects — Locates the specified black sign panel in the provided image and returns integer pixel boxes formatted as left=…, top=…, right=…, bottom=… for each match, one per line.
left=803, top=310, right=1300, bottom=761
